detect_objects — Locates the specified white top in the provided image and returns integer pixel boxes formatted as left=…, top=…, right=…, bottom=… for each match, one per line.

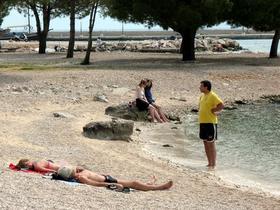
left=136, top=86, right=146, bottom=100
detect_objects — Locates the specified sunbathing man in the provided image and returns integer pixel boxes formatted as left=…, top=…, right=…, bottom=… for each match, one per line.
left=16, top=159, right=61, bottom=173
left=57, top=166, right=173, bottom=191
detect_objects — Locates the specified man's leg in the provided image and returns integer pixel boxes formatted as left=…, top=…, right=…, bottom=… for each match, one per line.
left=204, top=141, right=216, bottom=167
left=117, top=179, right=173, bottom=191
left=203, top=141, right=211, bottom=166
left=208, top=141, right=216, bottom=167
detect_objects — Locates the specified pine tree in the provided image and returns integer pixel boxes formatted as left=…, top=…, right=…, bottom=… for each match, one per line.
left=102, top=0, right=232, bottom=61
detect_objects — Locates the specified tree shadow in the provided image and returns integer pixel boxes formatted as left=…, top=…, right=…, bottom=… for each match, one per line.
left=88, top=53, right=280, bottom=72
left=1, top=52, right=279, bottom=72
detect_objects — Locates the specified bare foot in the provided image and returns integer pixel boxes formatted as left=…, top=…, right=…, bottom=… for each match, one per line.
left=157, top=180, right=173, bottom=190
left=164, top=180, right=173, bottom=190
left=206, top=165, right=215, bottom=170
left=158, top=119, right=164, bottom=123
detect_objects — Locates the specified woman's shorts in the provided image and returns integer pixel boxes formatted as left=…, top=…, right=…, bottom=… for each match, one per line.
left=136, top=98, right=149, bottom=111
left=199, top=123, right=217, bottom=141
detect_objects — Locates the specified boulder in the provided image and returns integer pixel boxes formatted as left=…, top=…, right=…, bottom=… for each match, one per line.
left=224, top=105, right=238, bottom=110
left=195, top=40, right=207, bottom=51
left=261, top=95, right=280, bottom=103
left=217, top=39, right=226, bottom=46
left=167, top=113, right=181, bottom=121
left=75, top=45, right=86, bottom=51
left=106, top=103, right=181, bottom=122
left=105, top=103, right=148, bottom=121
left=94, top=94, right=109, bottom=103
left=53, top=112, right=75, bottom=118
left=234, top=100, right=248, bottom=105
left=83, top=118, right=134, bottom=141
left=212, top=44, right=226, bottom=52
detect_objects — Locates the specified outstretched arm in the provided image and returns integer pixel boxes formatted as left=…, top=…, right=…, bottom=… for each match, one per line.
left=34, top=164, right=56, bottom=173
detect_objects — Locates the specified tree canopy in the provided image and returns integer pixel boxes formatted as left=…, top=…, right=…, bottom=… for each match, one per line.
left=11, top=0, right=63, bottom=53
left=229, top=0, right=280, bottom=31
left=229, top=0, right=280, bottom=58
left=56, top=0, right=95, bottom=58
left=102, top=0, right=232, bottom=60
left=0, top=0, right=12, bottom=27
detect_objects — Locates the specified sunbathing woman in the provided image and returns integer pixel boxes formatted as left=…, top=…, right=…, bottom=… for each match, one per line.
left=57, top=166, right=173, bottom=191
left=135, top=79, right=163, bottom=123
left=16, top=159, right=61, bottom=173
left=144, top=79, right=169, bottom=122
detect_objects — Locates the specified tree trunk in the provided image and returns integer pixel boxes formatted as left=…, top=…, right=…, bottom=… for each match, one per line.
left=82, top=33, right=93, bottom=65
left=31, top=3, right=51, bottom=54
left=67, top=0, right=76, bottom=58
left=38, top=34, right=47, bottom=54
left=180, top=29, right=197, bottom=61
left=30, top=4, right=43, bottom=53
left=81, top=1, right=99, bottom=65
left=269, top=29, right=280, bottom=58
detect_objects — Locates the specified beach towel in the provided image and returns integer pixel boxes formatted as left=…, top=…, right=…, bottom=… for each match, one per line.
left=9, top=163, right=80, bottom=186
left=42, top=174, right=80, bottom=186
left=8, top=163, right=46, bottom=175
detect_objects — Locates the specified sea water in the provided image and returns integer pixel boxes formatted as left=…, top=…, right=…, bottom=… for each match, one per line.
left=187, top=103, right=280, bottom=193
left=144, top=102, right=280, bottom=196
left=238, top=39, right=280, bottom=54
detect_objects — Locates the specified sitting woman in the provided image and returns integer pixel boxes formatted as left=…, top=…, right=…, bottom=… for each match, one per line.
left=145, top=79, right=169, bottom=122
left=135, top=79, right=163, bottom=123
left=16, top=159, right=61, bottom=173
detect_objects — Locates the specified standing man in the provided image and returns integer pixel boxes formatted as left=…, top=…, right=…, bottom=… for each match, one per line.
left=199, top=80, right=224, bottom=168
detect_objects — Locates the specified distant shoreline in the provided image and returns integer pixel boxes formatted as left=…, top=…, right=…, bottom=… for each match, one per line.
left=0, top=29, right=274, bottom=41
left=46, top=29, right=275, bottom=41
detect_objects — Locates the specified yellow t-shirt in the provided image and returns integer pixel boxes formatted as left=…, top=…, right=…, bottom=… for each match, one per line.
left=199, top=91, right=223, bottom=124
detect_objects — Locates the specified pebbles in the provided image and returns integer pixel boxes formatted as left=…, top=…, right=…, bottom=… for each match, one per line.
left=0, top=52, right=279, bottom=209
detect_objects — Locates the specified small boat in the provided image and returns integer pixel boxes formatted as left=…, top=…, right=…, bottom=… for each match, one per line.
left=0, top=28, right=11, bottom=36
left=0, top=31, right=38, bottom=41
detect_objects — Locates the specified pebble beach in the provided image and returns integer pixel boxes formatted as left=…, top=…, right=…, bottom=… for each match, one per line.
left=0, top=49, right=280, bottom=209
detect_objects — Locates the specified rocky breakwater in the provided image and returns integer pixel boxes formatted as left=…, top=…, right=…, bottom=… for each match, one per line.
left=195, top=37, right=242, bottom=52
left=85, top=37, right=242, bottom=53
left=1, top=37, right=242, bottom=53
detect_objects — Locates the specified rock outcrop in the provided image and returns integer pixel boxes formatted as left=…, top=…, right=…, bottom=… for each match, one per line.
left=83, top=118, right=134, bottom=141
left=260, top=95, right=280, bottom=103
left=105, top=103, right=181, bottom=122
left=105, top=103, right=148, bottom=121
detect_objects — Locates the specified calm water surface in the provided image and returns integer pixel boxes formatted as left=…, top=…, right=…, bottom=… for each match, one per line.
left=238, top=39, right=280, bottom=53
left=145, top=103, right=280, bottom=195
left=187, top=103, right=279, bottom=186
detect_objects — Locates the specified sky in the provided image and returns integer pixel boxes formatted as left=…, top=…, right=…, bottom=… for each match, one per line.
left=2, top=9, right=231, bottom=32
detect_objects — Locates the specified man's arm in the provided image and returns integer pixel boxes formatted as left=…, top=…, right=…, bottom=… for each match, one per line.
left=211, top=103, right=224, bottom=114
